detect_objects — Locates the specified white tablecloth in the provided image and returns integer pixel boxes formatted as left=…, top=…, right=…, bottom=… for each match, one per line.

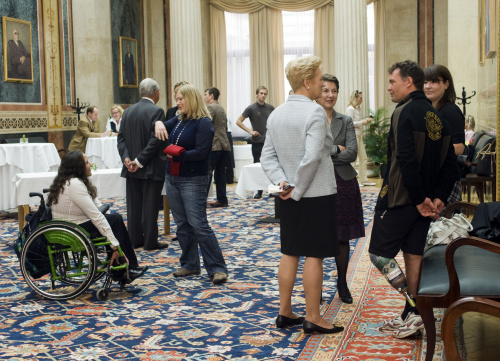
left=233, top=144, right=253, bottom=182
left=85, top=137, right=122, bottom=169
left=13, top=168, right=126, bottom=207
left=235, top=163, right=271, bottom=199
left=233, top=144, right=252, bottom=160
left=0, top=143, right=60, bottom=210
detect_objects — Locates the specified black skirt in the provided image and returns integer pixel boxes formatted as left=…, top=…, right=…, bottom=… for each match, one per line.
left=280, top=194, right=338, bottom=258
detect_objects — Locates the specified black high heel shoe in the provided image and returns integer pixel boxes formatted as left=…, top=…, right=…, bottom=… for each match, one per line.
left=339, top=289, right=353, bottom=304
left=303, top=320, right=344, bottom=334
left=276, top=315, right=305, bottom=328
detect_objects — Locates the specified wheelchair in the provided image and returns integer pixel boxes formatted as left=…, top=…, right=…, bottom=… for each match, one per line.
left=18, top=192, right=131, bottom=301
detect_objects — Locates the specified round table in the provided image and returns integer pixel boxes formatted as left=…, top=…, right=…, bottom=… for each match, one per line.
left=85, top=136, right=122, bottom=169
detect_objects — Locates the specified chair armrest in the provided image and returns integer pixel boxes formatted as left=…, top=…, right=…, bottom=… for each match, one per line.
left=442, top=297, right=500, bottom=360
left=98, top=204, right=110, bottom=215
left=443, top=201, right=477, bottom=219
left=462, top=161, right=477, bottom=168
left=444, top=236, right=500, bottom=299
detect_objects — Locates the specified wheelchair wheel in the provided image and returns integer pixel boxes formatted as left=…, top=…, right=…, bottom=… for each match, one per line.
left=96, top=288, right=109, bottom=301
left=20, top=222, right=97, bottom=300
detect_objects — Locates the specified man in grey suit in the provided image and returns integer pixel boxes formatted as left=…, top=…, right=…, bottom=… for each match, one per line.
left=117, top=78, right=168, bottom=250
left=204, top=87, right=231, bottom=207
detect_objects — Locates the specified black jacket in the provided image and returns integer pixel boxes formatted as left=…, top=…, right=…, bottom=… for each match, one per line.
left=166, top=106, right=178, bottom=121
left=377, top=91, right=459, bottom=210
left=117, top=98, right=167, bottom=181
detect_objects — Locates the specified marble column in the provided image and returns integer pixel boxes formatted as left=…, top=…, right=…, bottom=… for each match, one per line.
left=448, top=0, right=479, bottom=120
left=143, top=0, right=167, bottom=110
left=334, top=0, right=370, bottom=115
left=72, top=0, right=114, bottom=132
left=169, top=0, right=205, bottom=94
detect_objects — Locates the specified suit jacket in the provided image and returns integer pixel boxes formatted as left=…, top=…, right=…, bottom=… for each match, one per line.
left=260, top=95, right=336, bottom=201
left=329, top=110, right=358, bottom=181
left=117, top=98, right=167, bottom=181
left=166, top=106, right=178, bottom=121
left=68, top=115, right=102, bottom=152
left=207, top=102, right=230, bottom=151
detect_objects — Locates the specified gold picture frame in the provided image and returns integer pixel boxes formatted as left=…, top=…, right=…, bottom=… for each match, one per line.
left=119, top=36, right=138, bottom=88
left=480, top=0, right=497, bottom=64
left=2, top=16, right=34, bottom=83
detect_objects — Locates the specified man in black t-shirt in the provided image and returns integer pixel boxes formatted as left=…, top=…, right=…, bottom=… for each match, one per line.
left=236, top=86, right=274, bottom=198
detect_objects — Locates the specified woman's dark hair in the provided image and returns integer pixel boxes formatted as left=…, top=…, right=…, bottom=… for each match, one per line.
left=424, top=64, right=456, bottom=109
left=47, top=150, right=97, bottom=206
left=322, top=74, right=339, bottom=91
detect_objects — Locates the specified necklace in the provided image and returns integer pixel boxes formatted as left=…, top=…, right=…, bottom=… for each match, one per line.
left=171, top=119, right=189, bottom=145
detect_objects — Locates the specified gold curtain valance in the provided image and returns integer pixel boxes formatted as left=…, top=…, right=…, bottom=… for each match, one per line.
left=208, top=0, right=334, bottom=13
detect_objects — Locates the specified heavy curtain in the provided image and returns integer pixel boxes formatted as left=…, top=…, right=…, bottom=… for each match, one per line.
left=209, top=0, right=334, bottom=13
left=210, top=5, right=228, bottom=111
left=250, top=7, right=284, bottom=107
left=374, top=0, right=386, bottom=108
left=314, top=3, right=335, bottom=75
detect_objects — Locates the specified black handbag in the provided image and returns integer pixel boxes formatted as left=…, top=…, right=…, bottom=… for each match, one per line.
left=476, top=139, right=496, bottom=177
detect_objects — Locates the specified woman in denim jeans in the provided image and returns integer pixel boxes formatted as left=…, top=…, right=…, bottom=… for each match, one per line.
left=155, top=84, right=228, bottom=285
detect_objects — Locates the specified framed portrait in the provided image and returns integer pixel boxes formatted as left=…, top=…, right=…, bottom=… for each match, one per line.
left=119, top=36, right=138, bottom=88
left=479, top=0, right=497, bottom=64
left=2, top=16, right=34, bottom=83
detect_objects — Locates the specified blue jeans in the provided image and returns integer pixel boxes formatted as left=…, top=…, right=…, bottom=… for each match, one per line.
left=165, top=174, right=227, bottom=276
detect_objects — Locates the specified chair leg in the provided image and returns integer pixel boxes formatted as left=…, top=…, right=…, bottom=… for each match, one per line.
left=478, top=183, right=485, bottom=203
left=417, top=298, right=437, bottom=361
left=492, top=178, right=496, bottom=202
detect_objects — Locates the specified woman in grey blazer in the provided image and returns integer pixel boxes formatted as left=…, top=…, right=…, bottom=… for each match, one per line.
left=317, top=74, right=365, bottom=305
left=261, top=56, right=343, bottom=335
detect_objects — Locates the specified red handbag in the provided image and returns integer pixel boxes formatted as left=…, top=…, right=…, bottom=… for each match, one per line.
left=163, top=145, right=185, bottom=176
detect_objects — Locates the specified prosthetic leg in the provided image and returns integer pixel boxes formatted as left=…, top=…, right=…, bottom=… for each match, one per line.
left=370, top=253, right=416, bottom=307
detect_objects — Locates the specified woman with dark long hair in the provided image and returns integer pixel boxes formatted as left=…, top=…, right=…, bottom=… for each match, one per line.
left=47, top=150, right=148, bottom=281
left=424, top=64, right=465, bottom=204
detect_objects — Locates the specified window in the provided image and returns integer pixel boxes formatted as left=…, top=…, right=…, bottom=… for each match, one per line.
left=282, top=10, right=315, bottom=98
left=225, top=12, right=251, bottom=139
left=367, top=3, right=375, bottom=111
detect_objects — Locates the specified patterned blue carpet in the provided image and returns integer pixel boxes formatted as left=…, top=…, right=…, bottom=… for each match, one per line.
left=0, top=188, right=377, bottom=360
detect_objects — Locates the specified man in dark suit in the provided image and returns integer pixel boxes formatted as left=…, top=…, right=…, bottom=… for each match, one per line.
left=117, top=78, right=168, bottom=250
left=165, top=81, right=189, bottom=120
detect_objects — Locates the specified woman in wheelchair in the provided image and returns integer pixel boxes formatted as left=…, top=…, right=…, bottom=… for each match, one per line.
left=47, top=150, right=148, bottom=282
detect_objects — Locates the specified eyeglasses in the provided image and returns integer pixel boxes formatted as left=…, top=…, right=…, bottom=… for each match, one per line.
left=111, top=111, right=120, bottom=115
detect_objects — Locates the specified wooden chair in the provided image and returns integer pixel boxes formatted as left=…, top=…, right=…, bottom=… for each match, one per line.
left=442, top=297, right=500, bottom=360
left=462, top=173, right=496, bottom=203
left=417, top=201, right=500, bottom=361
left=461, top=133, right=496, bottom=203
